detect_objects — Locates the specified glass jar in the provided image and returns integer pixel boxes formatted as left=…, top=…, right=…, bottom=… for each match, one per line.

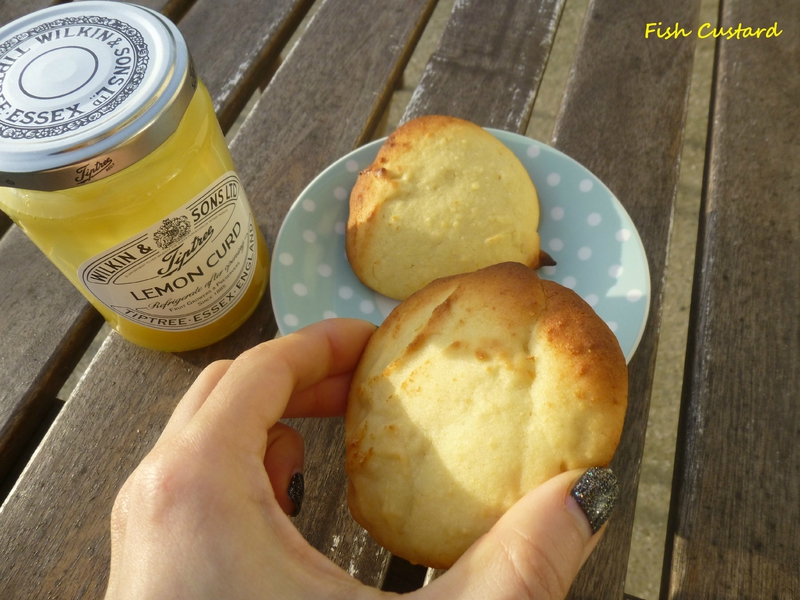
left=0, top=2, right=269, bottom=352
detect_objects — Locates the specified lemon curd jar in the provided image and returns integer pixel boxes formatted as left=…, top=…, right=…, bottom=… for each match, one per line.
left=0, top=2, right=269, bottom=352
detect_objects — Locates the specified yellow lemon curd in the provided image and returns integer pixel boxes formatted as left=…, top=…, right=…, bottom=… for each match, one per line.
left=0, top=82, right=269, bottom=352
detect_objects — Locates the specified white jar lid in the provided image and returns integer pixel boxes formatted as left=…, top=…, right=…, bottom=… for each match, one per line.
left=0, top=1, right=196, bottom=190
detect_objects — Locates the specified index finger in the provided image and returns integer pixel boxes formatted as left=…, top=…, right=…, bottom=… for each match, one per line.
left=189, top=318, right=375, bottom=455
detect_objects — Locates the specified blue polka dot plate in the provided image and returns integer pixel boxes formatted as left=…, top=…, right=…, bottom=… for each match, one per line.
left=270, top=130, right=650, bottom=363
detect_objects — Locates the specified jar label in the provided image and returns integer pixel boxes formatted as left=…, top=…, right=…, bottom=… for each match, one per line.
left=78, top=172, right=258, bottom=331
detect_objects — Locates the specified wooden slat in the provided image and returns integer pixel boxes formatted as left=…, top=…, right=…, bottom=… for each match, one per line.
left=0, top=0, right=305, bottom=505
left=0, top=228, right=103, bottom=485
left=0, top=397, right=63, bottom=503
left=77, top=0, right=180, bottom=18
left=402, top=0, right=565, bottom=131
left=178, top=0, right=315, bottom=133
left=0, top=0, right=436, bottom=596
left=0, top=0, right=56, bottom=27
left=74, top=1, right=191, bottom=23
left=0, top=340, right=195, bottom=599
left=549, top=1, right=701, bottom=598
left=664, top=2, right=800, bottom=597
left=144, top=0, right=196, bottom=23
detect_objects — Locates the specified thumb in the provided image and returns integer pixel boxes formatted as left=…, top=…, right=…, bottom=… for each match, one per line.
left=421, top=467, right=619, bottom=600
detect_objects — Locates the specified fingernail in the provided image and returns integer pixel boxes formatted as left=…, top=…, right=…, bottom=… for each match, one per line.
left=570, top=467, right=619, bottom=534
left=288, top=472, right=304, bottom=517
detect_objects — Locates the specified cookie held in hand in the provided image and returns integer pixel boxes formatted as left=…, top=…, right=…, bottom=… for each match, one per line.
left=345, top=262, right=627, bottom=569
left=346, top=115, right=548, bottom=300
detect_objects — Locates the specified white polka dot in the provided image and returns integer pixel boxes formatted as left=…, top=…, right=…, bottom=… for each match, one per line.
left=609, top=264, right=624, bottom=278
left=303, top=230, right=317, bottom=243
left=345, top=159, right=359, bottom=172
left=334, top=221, right=346, bottom=235
left=546, top=172, right=561, bottom=186
left=616, top=229, right=632, bottom=242
left=548, top=238, right=564, bottom=252
left=334, top=187, right=348, bottom=200
left=283, top=314, right=299, bottom=327
left=578, top=247, right=592, bottom=260
left=339, top=286, right=353, bottom=300
left=562, top=276, right=577, bottom=289
left=302, top=199, right=316, bottom=212
left=627, top=288, right=644, bottom=302
left=606, top=321, right=618, bottom=332
left=550, top=206, right=565, bottom=220
left=542, top=265, right=557, bottom=276
left=585, top=293, right=599, bottom=307
left=360, top=300, right=375, bottom=314
left=587, top=213, right=602, bottom=226
left=279, top=253, right=294, bottom=266
left=579, top=179, right=594, bottom=192
left=526, top=145, right=540, bottom=158
left=293, top=283, right=308, bottom=296
left=323, top=311, right=337, bottom=319
left=317, top=264, right=332, bottom=277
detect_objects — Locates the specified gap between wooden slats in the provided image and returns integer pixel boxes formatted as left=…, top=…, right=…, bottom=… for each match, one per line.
left=663, top=1, right=800, bottom=597
left=623, top=0, right=717, bottom=596
left=177, top=0, right=316, bottom=133
left=549, top=1, right=702, bottom=598
left=0, top=227, right=105, bottom=489
left=401, top=0, right=566, bottom=131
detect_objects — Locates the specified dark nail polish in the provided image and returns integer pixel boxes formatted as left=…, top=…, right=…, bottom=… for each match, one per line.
left=288, top=472, right=304, bottom=517
left=570, top=467, right=619, bottom=534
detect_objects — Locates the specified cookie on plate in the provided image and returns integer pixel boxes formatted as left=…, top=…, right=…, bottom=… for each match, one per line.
left=346, top=115, right=547, bottom=300
left=345, top=262, right=627, bottom=568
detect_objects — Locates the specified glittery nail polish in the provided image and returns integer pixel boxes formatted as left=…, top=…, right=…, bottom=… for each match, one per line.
left=288, top=472, right=304, bottom=517
left=570, top=467, right=619, bottom=534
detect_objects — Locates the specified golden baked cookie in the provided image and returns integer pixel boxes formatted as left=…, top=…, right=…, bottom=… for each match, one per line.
left=345, top=262, right=627, bottom=569
left=346, top=115, right=546, bottom=300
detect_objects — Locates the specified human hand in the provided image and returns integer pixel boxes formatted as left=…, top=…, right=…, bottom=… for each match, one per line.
left=105, top=318, right=618, bottom=600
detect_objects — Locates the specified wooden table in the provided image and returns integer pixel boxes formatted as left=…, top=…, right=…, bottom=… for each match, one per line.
left=1, top=0, right=797, bottom=598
